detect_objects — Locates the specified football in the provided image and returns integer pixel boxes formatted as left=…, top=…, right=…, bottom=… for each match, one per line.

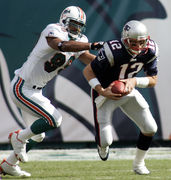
left=111, top=80, right=125, bottom=94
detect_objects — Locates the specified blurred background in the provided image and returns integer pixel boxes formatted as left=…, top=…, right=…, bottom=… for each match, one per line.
left=0, top=0, right=170, bottom=148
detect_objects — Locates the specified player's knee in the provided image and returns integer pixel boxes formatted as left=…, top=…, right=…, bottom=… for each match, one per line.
left=152, top=123, right=158, bottom=134
left=143, top=122, right=158, bottom=135
left=149, top=122, right=157, bottom=134
left=53, top=111, right=63, bottom=128
left=31, top=133, right=45, bottom=142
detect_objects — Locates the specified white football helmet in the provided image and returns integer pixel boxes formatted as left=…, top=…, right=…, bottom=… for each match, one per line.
left=59, top=6, right=86, bottom=39
left=121, top=20, right=149, bottom=55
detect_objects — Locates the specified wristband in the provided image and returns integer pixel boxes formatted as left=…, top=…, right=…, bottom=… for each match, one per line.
left=135, top=77, right=149, bottom=88
left=88, top=78, right=100, bottom=89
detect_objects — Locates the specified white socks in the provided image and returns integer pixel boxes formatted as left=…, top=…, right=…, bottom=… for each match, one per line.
left=133, top=148, right=148, bottom=166
left=18, top=128, right=35, bottom=142
left=6, top=152, right=19, bottom=165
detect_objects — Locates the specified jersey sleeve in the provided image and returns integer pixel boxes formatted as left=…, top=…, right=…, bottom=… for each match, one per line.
left=91, top=47, right=111, bottom=77
left=43, top=23, right=66, bottom=40
left=144, top=41, right=159, bottom=76
left=144, top=58, right=158, bottom=76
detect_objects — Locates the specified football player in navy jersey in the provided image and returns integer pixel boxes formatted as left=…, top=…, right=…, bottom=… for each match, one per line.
left=83, top=20, right=158, bottom=175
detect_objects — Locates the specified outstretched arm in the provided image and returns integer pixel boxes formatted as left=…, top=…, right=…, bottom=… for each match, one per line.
left=46, top=37, right=103, bottom=52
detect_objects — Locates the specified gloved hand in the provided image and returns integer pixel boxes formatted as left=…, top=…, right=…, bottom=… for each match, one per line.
left=90, top=41, right=104, bottom=50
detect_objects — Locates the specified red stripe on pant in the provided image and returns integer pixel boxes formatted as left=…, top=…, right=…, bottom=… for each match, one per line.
left=15, top=78, right=54, bottom=126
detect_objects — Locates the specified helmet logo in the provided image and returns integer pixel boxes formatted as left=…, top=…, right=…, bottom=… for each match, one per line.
left=124, top=24, right=131, bottom=31
left=63, top=9, right=70, bottom=14
left=48, top=32, right=54, bottom=37
left=61, top=9, right=71, bottom=24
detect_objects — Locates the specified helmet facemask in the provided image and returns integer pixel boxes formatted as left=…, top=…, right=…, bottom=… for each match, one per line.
left=65, top=18, right=86, bottom=39
left=124, top=37, right=149, bottom=55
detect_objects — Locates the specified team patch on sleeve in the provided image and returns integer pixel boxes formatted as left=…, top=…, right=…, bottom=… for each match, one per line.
left=97, top=48, right=106, bottom=61
left=48, top=32, right=54, bottom=37
left=45, top=24, right=63, bottom=38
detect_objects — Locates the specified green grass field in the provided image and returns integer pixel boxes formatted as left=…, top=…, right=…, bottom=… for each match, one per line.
left=2, top=159, right=171, bottom=180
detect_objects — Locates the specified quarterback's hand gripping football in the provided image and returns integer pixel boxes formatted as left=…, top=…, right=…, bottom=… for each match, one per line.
left=120, top=78, right=136, bottom=94
left=107, top=86, right=123, bottom=100
left=98, top=86, right=123, bottom=100
left=90, top=41, right=104, bottom=50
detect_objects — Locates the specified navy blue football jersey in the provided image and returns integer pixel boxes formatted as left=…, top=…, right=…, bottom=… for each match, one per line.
left=91, top=39, right=158, bottom=88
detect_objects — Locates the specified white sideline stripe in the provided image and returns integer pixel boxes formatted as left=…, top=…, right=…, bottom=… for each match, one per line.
left=0, top=148, right=171, bottom=161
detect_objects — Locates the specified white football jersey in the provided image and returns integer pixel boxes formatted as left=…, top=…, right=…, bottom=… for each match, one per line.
left=15, top=23, right=88, bottom=87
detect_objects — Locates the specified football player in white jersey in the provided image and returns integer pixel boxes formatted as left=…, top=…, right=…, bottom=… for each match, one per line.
left=83, top=20, right=158, bottom=175
left=0, top=6, right=103, bottom=177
